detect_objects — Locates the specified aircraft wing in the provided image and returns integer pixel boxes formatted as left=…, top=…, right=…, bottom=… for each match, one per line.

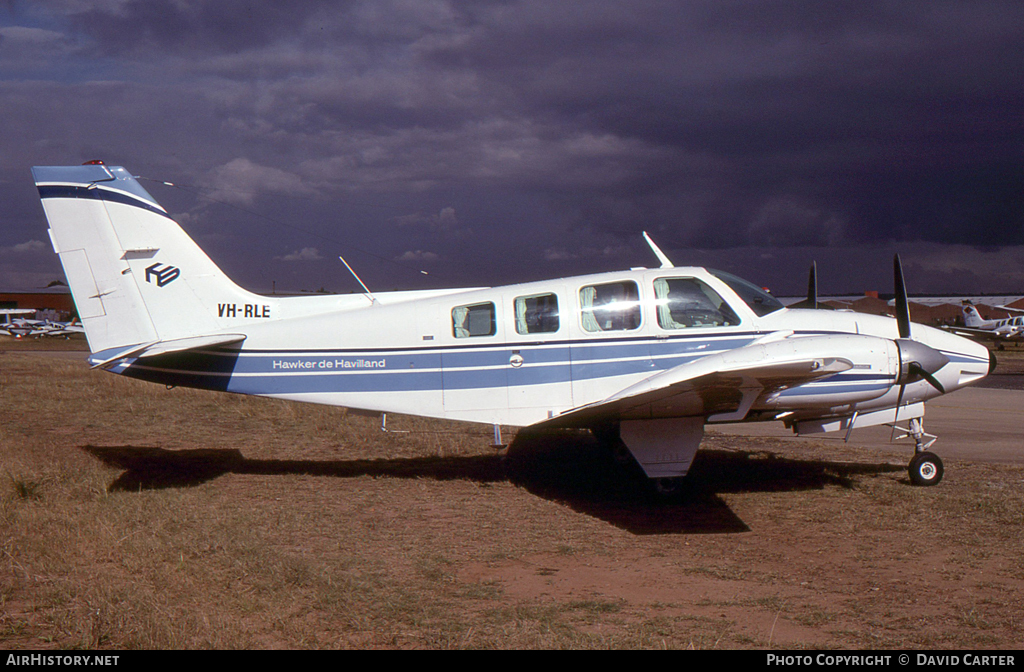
left=44, top=327, right=86, bottom=337
left=940, top=325, right=1021, bottom=341
left=531, top=333, right=857, bottom=430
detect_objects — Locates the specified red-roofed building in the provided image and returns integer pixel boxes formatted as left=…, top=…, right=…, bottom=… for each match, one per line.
left=0, top=290, right=76, bottom=320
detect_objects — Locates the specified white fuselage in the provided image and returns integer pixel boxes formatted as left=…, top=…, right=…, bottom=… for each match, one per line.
left=110, top=266, right=992, bottom=428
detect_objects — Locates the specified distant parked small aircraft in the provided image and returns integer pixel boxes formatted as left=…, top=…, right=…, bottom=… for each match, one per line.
left=1, top=309, right=40, bottom=337
left=0, top=309, right=84, bottom=338
left=942, top=302, right=1024, bottom=345
left=32, top=162, right=994, bottom=489
left=39, top=319, right=86, bottom=338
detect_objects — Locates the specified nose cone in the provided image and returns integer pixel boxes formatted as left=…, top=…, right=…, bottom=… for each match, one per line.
left=989, top=348, right=998, bottom=375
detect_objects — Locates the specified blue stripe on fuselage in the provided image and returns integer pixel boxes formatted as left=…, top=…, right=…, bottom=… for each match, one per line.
left=110, top=331, right=911, bottom=400
left=113, top=333, right=762, bottom=395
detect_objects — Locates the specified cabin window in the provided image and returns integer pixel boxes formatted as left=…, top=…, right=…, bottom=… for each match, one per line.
left=580, top=281, right=641, bottom=332
left=514, top=292, right=560, bottom=335
left=452, top=302, right=496, bottom=338
left=653, top=277, right=740, bottom=329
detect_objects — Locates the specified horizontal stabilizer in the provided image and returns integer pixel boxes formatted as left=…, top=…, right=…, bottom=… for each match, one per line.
left=89, top=334, right=246, bottom=369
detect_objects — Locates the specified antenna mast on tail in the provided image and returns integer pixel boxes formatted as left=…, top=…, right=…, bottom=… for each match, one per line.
left=339, top=255, right=376, bottom=305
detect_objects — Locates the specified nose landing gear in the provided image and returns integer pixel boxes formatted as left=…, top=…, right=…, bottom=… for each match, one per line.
left=889, top=416, right=944, bottom=486
left=908, top=451, right=944, bottom=486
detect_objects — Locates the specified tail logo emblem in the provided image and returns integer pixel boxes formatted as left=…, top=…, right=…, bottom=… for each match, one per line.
left=145, top=263, right=180, bottom=287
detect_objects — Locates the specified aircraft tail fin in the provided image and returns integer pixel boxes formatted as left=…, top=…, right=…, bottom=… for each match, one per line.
left=962, top=304, right=984, bottom=328
left=32, top=164, right=273, bottom=353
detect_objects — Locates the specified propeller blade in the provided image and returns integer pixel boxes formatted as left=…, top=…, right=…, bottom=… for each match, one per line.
left=790, top=262, right=832, bottom=310
left=908, top=362, right=946, bottom=394
left=807, top=261, right=818, bottom=310
left=893, top=254, right=911, bottom=339
left=889, top=258, right=949, bottom=403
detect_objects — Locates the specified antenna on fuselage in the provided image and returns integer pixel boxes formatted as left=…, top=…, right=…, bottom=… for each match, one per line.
left=339, top=255, right=376, bottom=305
left=642, top=231, right=673, bottom=268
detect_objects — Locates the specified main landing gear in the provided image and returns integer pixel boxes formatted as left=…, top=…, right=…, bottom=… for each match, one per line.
left=891, top=417, right=944, bottom=486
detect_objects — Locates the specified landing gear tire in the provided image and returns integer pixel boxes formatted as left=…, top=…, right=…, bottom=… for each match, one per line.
left=908, top=451, right=944, bottom=486
left=591, top=422, right=635, bottom=466
left=651, top=477, right=688, bottom=499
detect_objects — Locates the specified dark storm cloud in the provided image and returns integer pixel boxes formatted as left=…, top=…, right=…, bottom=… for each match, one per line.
left=68, top=0, right=327, bottom=56
left=3, top=1, right=1023, bottom=294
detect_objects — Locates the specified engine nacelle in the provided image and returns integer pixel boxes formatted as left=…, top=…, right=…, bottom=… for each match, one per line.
left=757, top=334, right=898, bottom=411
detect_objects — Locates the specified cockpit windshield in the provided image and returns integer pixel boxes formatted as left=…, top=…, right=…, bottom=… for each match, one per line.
left=709, top=269, right=785, bottom=317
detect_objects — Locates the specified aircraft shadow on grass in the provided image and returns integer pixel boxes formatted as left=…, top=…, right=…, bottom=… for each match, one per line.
left=81, top=435, right=903, bottom=535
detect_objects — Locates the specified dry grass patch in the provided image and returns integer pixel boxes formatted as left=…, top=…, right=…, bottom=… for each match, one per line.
left=2, top=348, right=1024, bottom=649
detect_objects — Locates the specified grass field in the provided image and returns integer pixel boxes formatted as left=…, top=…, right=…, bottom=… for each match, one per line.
left=2, top=339, right=1023, bottom=649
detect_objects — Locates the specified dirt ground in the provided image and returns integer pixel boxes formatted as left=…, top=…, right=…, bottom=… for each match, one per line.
left=2, top=342, right=1023, bottom=649
left=499, top=430, right=1024, bottom=649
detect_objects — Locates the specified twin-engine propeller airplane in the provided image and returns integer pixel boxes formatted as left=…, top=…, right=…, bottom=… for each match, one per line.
left=0, top=309, right=39, bottom=337
left=1, top=309, right=85, bottom=338
left=33, top=163, right=995, bottom=490
left=942, top=302, right=1024, bottom=344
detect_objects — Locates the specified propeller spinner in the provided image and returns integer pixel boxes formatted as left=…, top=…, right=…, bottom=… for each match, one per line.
left=892, top=254, right=948, bottom=396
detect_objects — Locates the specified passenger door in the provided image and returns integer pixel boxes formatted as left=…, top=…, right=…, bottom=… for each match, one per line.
left=506, top=288, right=573, bottom=422
left=441, top=300, right=509, bottom=417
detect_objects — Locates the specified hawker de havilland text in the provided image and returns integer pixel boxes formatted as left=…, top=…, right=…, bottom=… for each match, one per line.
left=32, top=162, right=995, bottom=490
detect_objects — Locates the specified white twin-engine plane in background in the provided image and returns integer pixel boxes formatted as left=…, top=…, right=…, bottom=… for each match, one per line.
left=33, top=163, right=995, bottom=491
left=943, top=302, right=1024, bottom=344
left=0, top=308, right=84, bottom=338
